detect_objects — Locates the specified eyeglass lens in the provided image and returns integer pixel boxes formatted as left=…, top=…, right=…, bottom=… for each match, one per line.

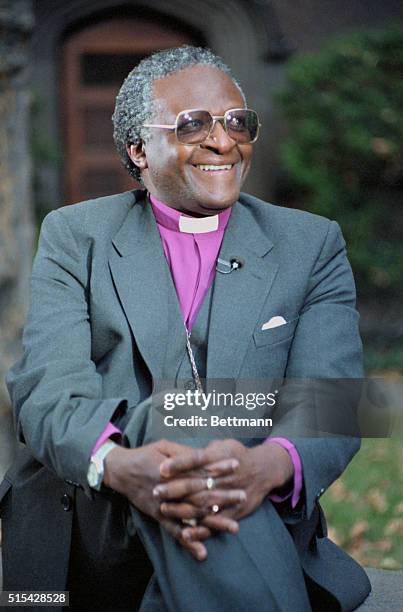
left=176, top=109, right=259, bottom=144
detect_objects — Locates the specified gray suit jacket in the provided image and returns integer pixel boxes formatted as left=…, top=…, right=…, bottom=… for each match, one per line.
left=1, top=189, right=371, bottom=610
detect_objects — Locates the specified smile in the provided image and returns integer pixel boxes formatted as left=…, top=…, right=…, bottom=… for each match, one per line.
left=194, top=164, right=234, bottom=172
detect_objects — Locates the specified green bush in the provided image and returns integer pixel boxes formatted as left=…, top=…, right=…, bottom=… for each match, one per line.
left=277, top=26, right=403, bottom=301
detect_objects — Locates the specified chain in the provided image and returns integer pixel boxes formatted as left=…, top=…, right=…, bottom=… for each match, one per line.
left=185, top=325, right=204, bottom=394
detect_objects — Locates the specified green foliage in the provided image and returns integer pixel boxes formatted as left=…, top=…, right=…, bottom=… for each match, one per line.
left=277, top=26, right=403, bottom=301
left=364, top=347, right=403, bottom=373
left=322, top=439, right=403, bottom=569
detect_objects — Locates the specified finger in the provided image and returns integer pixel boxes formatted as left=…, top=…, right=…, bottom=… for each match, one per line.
left=159, top=489, right=245, bottom=519
left=160, top=445, right=234, bottom=478
left=185, top=489, right=247, bottom=509
left=153, top=477, right=208, bottom=500
left=160, top=519, right=208, bottom=561
left=193, top=473, right=241, bottom=489
left=200, top=513, right=239, bottom=534
left=159, top=458, right=239, bottom=481
left=203, top=458, right=239, bottom=477
left=159, top=448, right=206, bottom=478
left=157, top=439, right=192, bottom=457
left=185, top=541, right=208, bottom=561
left=160, top=502, right=210, bottom=520
left=181, top=525, right=212, bottom=542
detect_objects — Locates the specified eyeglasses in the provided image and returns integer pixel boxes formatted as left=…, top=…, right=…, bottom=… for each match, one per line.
left=142, top=108, right=261, bottom=145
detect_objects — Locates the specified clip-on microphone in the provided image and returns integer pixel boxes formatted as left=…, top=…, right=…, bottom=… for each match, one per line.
left=216, top=257, right=244, bottom=274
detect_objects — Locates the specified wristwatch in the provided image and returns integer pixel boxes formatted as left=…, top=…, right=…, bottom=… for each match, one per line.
left=87, top=440, right=118, bottom=490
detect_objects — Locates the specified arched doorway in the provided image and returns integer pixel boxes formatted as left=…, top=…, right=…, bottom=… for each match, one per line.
left=61, top=17, right=195, bottom=204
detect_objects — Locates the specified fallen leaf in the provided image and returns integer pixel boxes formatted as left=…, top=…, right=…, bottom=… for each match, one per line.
left=380, top=557, right=400, bottom=570
left=348, top=539, right=371, bottom=563
left=384, top=518, right=403, bottom=536
left=371, top=539, right=392, bottom=552
left=350, top=520, right=370, bottom=540
left=366, top=489, right=388, bottom=513
left=328, top=526, right=342, bottom=545
left=329, top=480, right=347, bottom=502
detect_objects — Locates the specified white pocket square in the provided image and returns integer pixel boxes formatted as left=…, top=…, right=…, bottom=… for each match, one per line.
left=261, top=316, right=287, bottom=330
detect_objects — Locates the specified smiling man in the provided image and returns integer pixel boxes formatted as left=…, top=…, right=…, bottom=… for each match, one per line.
left=126, top=63, right=253, bottom=215
left=2, top=46, right=371, bottom=611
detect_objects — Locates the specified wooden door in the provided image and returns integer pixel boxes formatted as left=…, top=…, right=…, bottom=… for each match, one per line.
left=62, top=18, right=193, bottom=204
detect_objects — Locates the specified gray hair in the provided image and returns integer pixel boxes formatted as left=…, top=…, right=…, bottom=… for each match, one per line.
left=112, top=45, right=246, bottom=182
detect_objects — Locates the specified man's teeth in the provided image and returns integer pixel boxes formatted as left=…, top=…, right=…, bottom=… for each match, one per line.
left=196, top=164, right=233, bottom=171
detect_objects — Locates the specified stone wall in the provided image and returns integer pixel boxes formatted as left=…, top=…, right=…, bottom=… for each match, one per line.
left=0, top=0, right=34, bottom=477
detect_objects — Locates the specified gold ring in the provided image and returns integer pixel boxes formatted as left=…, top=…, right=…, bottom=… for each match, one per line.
left=181, top=518, right=197, bottom=527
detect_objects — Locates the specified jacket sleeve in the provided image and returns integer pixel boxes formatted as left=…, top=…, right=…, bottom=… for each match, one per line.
left=6, top=209, right=128, bottom=495
left=270, top=220, right=363, bottom=520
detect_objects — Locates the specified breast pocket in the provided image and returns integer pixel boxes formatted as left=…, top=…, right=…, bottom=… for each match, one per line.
left=253, top=316, right=299, bottom=348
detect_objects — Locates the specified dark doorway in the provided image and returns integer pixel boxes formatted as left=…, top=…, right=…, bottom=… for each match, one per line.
left=61, top=17, right=195, bottom=204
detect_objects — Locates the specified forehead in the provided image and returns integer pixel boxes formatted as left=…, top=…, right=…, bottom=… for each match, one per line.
left=152, top=64, right=245, bottom=118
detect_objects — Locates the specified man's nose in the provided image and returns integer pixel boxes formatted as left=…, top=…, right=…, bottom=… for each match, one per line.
left=202, top=119, right=236, bottom=153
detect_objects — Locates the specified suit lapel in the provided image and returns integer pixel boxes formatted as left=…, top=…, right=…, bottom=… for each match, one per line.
left=109, top=194, right=279, bottom=381
left=109, top=193, right=183, bottom=380
left=207, top=201, right=278, bottom=379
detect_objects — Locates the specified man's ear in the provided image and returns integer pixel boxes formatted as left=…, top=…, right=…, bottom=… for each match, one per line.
left=127, top=142, right=148, bottom=170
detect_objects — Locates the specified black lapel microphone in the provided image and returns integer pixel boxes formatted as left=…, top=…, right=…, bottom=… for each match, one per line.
left=216, top=257, right=244, bottom=274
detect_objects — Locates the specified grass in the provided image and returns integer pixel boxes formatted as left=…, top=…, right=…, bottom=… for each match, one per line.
left=322, top=438, right=403, bottom=570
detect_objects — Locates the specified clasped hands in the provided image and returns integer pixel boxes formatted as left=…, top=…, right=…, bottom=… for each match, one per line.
left=104, top=438, right=294, bottom=561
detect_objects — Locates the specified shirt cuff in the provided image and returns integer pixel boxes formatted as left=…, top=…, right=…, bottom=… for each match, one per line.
left=264, top=437, right=303, bottom=509
left=91, top=422, right=122, bottom=456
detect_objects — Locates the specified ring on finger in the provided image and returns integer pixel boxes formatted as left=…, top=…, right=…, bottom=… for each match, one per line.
left=206, top=476, right=216, bottom=490
left=181, top=518, right=198, bottom=527
left=211, top=504, right=220, bottom=514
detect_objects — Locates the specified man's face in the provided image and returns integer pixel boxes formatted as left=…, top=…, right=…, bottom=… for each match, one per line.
left=130, top=64, right=253, bottom=216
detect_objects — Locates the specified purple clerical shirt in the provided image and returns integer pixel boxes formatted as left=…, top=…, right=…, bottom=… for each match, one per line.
left=93, top=194, right=302, bottom=508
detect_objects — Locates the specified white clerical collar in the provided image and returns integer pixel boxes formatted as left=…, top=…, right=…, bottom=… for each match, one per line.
left=149, top=193, right=231, bottom=233
left=178, top=214, right=219, bottom=234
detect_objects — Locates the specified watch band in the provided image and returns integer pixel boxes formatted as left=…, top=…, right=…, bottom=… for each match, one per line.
left=87, top=439, right=118, bottom=490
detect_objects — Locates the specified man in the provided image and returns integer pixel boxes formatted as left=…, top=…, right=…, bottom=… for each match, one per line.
left=1, top=46, right=370, bottom=611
